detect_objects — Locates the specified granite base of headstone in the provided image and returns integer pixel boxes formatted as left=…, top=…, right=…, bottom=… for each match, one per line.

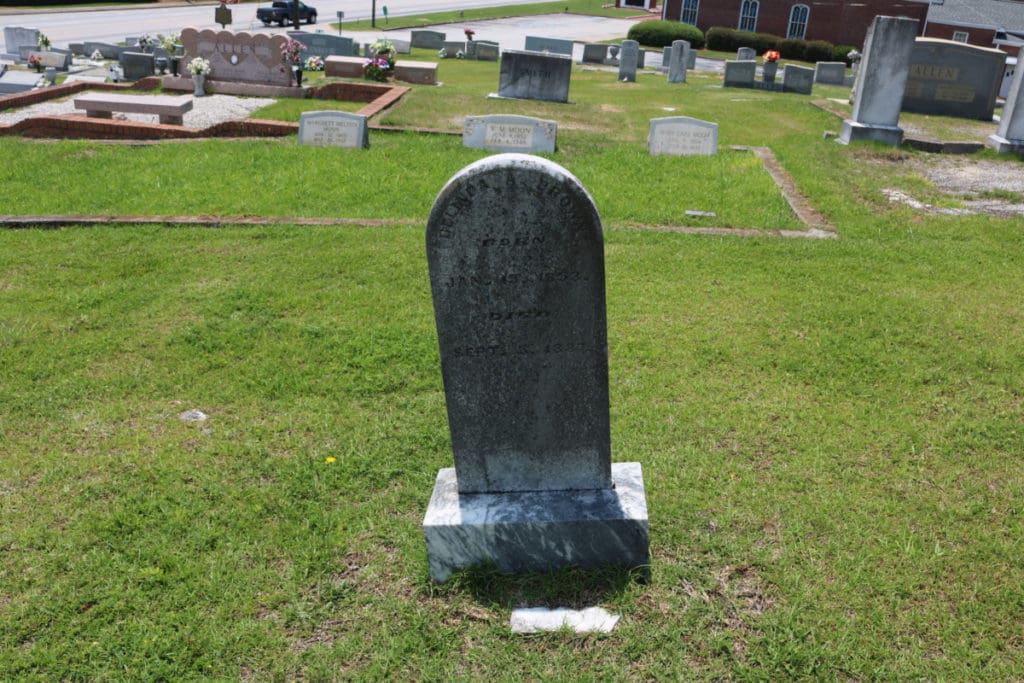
left=497, top=50, right=571, bottom=103
left=463, top=114, right=556, bottom=153
left=422, top=153, right=649, bottom=582
left=838, top=15, right=919, bottom=146
left=988, top=60, right=1024, bottom=154
left=298, top=111, right=369, bottom=148
left=618, top=39, right=639, bottom=82
left=649, top=116, right=718, bottom=155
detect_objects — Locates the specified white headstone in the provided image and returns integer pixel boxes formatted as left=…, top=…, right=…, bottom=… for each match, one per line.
left=298, top=111, right=369, bottom=148
left=648, top=116, right=718, bottom=156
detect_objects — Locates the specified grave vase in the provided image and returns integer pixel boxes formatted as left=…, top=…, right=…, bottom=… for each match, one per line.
left=293, top=65, right=303, bottom=87
left=170, top=56, right=180, bottom=77
left=193, top=73, right=205, bottom=97
left=155, top=56, right=168, bottom=75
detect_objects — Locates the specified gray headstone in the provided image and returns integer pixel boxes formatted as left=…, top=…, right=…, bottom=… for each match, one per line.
left=687, top=48, right=696, bottom=70
left=839, top=15, right=919, bottom=146
left=497, top=50, right=572, bottom=103
left=814, top=62, right=846, bottom=85
left=524, top=35, right=573, bottom=56
left=69, top=43, right=85, bottom=56
left=463, top=114, right=557, bottom=153
left=443, top=41, right=466, bottom=57
left=618, top=39, right=639, bottom=82
left=648, top=116, right=718, bottom=155
left=901, top=38, right=1005, bottom=121
left=410, top=30, right=446, bottom=50
left=29, top=50, right=71, bottom=70
left=724, top=60, right=756, bottom=87
left=298, top=111, right=369, bottom=148
left=4, top=26, right=40, bottom=56
left=423, top=154, right=649, bottom=581
left=180, top=28, right=290, bottom=86
left=475, top=41, right=499, bottom=61
left=989, top=59, right=1024, bottom=153
left=667, top=39, right=689, bottom=84
left=287, top=31, right=355, bottom=60
left=390, top=38, right=411, bottom=54
left=0, top=69, right=41, bottom=94
left=84, top=42, right=124, bottom=60
left=737, top=47, right=756, bottom=61
left=426, top=154, right=611, bottom=494
left=581, top=43, right=608, bottom=64
left=782, top=64, right=814, bottom=94
left=119, top=51, right=155, bottom=81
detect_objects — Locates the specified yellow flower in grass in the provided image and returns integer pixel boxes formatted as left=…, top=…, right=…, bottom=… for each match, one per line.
left=325, top=456, right=336, bottom=464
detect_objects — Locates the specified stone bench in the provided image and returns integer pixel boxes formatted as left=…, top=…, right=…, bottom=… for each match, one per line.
left=325, top=55, right=366, bottom=79
left=73, top=93, right=194, bottom=126
left=394, top=60, right=437, bottom=85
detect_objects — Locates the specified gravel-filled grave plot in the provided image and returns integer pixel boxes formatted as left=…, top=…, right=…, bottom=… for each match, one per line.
left=0, top=93, right=276, bottom=128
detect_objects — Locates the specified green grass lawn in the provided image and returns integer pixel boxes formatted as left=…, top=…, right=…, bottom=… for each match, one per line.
left=1, top=36, right=1023, bottom=681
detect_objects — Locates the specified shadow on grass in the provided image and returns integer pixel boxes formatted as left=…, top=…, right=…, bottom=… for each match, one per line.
left=430, top=562, right=648, bottom=608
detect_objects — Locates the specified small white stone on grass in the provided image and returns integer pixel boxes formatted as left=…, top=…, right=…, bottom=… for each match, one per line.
left=178, top=409, right=208, bottom=422
left=510, top=607, right=620, bottom=634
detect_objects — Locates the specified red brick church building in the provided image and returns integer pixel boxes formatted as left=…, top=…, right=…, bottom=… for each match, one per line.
left=658, top=0, right=1024, bottom=54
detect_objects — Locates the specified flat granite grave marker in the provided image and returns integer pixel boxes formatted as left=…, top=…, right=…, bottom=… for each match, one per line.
left=902, top=38, right=1005, bottom=120
left=0, top=69, right=41, bottom=94
left=497, top=50, right=571, bottom=103
left=648, top=116, right=718, bottom=155
left=618, top=39, right=639, bottom=82
left=463, top=114, right=557, bottom=153
left=422, top=153, right=650, bottom=582
left=524, top=35, right=573, bottom=56
left=989, top=61, right=1024, bottom=153
left=298, top=111, right=368, bottom=148
left=839, top=15, right=919, bottom=146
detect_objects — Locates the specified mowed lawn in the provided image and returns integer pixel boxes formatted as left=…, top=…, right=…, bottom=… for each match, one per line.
left=1, top=47, right=1023, bottom=681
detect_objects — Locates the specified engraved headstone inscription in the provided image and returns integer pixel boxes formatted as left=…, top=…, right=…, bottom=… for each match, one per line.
left=298, top=111, right=369, bottom=148
left=463, top=114, right=557, bottom=153
left=497, top=50, right=572, bottom=102
left=648, top=116, right=718, bottom=156
left=422, top=154, right=650, bottom=582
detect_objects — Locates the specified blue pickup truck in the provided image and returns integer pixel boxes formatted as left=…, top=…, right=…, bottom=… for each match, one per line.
left=256, top=1, right=318, bottom=26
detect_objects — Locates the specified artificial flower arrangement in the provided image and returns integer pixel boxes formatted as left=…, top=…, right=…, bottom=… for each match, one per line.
left=364, top=39, right=396, bottom=81
left=159, top=33, right=180, bottom=54
left=138, top=34, right=155, bottom=50
left=280, top=38, right=306, bottom=67
left=37, top=33, right=50, bottom=50
left=437, top=48, right=447, bottom=59
left=187, top=57, right=211, bottom=75
left=304, top=55, right=325, bottom=71
left=464, top=28, right=475, bottom=40
left=763, top=50, right=781, bottom=62
left=27, top=54, right=43, bottom=71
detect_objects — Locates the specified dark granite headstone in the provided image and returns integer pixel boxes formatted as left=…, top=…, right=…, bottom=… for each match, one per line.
left=497, top=50, right=571, bottom=103
left=422, top=153, right=649, bottom=581
left=581, top=43, right=608, bottom=64
left=902, top=38, right=1005, bottom=121
left=410, top=30, right=445, bottom=50
left=84, top=42, right=124, bottom=60
left=475, top=41, right=499, bottom=61
left=724, top=60, right=756, bottom=87
left=119, top=51, right=155, bottom=81
left=287, top=31, right=355, bottom=60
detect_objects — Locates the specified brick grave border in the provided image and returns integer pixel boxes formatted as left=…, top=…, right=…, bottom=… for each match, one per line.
left=0, top=77, right=409, bottom=140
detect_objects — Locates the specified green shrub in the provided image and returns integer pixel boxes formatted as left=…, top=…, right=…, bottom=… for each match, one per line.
left=833, top=45, right=856, bottom=65
left=804, top=40, right=834, bottom=62
left=627, top=20, right=704, bottom=49
left=778, top=38, right=806, bottom=60
left=705, top=27, right=738, bottom=52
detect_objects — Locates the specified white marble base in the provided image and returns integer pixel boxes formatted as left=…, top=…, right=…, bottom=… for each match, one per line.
left=987, top=134, right=1024, bottom=155
left=423, top=462, right=650, bottom=582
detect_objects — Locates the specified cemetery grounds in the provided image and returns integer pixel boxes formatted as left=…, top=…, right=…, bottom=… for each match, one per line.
left=1, top=16, right=1023, bottom=682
